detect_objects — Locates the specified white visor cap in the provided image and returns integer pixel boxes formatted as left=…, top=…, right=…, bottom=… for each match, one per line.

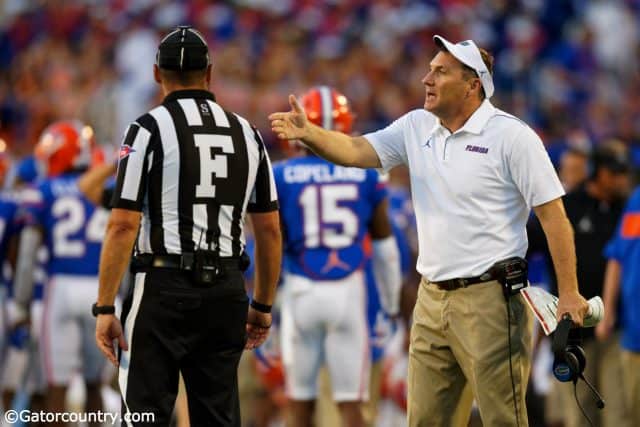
left=433, top=35, right=494, bottom=99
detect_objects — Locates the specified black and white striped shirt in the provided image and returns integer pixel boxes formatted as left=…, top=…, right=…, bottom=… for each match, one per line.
left=112, top=89, right=279, bottom=257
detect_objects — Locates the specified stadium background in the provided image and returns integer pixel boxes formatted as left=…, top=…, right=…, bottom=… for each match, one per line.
left=1, top=0, right=639, bottom=426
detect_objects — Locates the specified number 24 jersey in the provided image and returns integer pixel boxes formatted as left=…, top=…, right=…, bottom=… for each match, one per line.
left=21, top=173, right=108, bottom=276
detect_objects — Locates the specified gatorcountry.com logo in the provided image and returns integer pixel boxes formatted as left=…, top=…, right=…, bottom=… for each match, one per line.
left=119, top=145, right=136, bottom=160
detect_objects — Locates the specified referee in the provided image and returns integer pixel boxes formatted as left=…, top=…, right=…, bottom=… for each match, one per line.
left=94, top=26, right=281, bottom=426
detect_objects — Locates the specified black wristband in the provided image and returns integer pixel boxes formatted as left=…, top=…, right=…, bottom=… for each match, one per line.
left=250, top=300, right=272, bottom=313
left=92, top=302, right=116, bottom=317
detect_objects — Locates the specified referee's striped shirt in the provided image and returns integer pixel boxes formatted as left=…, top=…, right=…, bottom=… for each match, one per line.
left=111, top=89, right=279, bottom=257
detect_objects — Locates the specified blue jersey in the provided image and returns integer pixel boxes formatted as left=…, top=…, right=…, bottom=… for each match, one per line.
left=365, top=260, right=384, bottom=362
left=22, top=173, right=108, bottom=276
left=0, top=193, right=21, bottom=292
left=273, top=156, right=387, bottom=281
left=0, top=192, right=45, bottom=300
left=604, top=187, right=640, bottom=352
left=364, top=186, right=415, bottom=362
left=388, top=186, right=417, bottom=278
left=0, top=193, right=21, bottom=263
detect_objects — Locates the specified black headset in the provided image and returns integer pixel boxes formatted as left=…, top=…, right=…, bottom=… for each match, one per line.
left=552, top=314, right=605, bottom=409
left=552, top=315, right=585, bottom=382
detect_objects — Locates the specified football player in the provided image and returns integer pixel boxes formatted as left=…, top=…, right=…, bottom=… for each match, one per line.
left=12, top=120, right=111, bottom=425
left=273, top=86, right=402, bottom=427
left=0, top=155, right=48, bottom=414
left=0, top=148, right=18, bottom=371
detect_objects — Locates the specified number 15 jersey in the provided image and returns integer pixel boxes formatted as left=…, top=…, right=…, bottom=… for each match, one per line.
left=273, top=155, right=387, bottom=281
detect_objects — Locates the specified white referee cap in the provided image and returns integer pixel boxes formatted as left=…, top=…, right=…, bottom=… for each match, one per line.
left=433, top=35, right=494, bottom=99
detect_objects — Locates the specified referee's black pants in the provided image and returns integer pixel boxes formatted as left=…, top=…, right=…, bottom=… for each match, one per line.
left=118, top=268, right=248, bottom=426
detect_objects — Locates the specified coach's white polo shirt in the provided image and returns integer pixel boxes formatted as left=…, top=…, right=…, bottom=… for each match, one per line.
left=365, top=100, right=564, bottom=281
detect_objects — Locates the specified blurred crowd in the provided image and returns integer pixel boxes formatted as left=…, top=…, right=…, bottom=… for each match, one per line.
left=1, top=0, right=640, bottom=168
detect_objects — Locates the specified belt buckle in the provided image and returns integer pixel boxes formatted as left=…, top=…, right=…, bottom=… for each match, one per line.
left=479, top=272, right=493, bottom=282
left=151, top=257, right=167, bottom=268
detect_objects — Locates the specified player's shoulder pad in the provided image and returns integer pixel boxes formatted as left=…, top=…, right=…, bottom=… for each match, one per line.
left=18, top=186, right=44, bottom=206
left=0, top=190, right=20, bottom=205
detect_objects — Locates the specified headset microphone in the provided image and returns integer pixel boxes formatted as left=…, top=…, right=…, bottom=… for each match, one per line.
left=552, top=314, right=606, bottom=411
left=580, top=374, right=606, bottom=410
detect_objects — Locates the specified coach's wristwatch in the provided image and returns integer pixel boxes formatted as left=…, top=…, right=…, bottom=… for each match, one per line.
left=92, top=303, right=116, bottom=317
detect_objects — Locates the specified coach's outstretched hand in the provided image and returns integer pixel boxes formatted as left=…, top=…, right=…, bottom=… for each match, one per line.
left=269, top=95, right=308, bottom=140
left=96, top=314, right=128, bottom=367
left=245, top=307, right=272, bottom=350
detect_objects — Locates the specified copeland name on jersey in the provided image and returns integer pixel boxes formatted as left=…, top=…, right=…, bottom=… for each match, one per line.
left=283, top=163, right=367, bottom=184
left=274, top=156, right=386, bottom=281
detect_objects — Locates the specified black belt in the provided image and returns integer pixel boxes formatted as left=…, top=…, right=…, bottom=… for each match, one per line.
left=431, top=270, right=498, bottom=291
left=131, top=253, right=246, bottom=272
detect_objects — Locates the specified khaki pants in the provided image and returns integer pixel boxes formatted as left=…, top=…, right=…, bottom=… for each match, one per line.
left=621, top=350, right=640, bottom=425
left=545, top=375, right=569, bottom=425
left=561, top=334, right=631, bottom=427
left=408, top=278, right=533, bottom=427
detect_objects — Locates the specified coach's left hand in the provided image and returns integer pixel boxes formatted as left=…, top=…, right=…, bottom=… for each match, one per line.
left=556, top=291, right=589, bottom=327
left=96, top=314, right=128, bottom=367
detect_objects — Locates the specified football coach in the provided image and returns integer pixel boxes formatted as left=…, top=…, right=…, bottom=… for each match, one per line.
left=270, top=35, right=589, bottom=426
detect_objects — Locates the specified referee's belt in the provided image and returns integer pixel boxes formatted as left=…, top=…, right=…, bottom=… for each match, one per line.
left=131, top=253, right=249, bottom=273
left=430, top=270, right=498, bottom=291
